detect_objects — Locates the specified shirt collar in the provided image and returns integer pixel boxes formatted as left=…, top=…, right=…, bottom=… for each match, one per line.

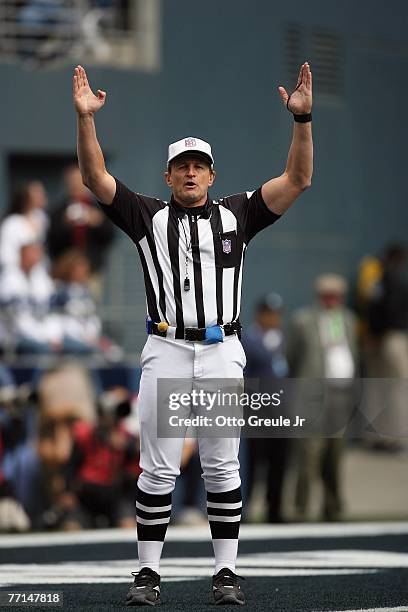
left=170, top=195, right=211, bottom=218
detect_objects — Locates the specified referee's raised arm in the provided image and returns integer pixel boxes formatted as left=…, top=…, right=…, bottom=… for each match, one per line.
left=73, top=65, right=116, bottom=205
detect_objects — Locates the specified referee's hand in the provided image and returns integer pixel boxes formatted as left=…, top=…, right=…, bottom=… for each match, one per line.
left=278, top=62, right=313, bottom=115
left=73, top=65, right=107, bottom=116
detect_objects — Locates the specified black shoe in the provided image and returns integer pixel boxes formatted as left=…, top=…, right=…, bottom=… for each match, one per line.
left=212, top=567, right=246, bottom=606
left=126, top=567, right=161, bottom=606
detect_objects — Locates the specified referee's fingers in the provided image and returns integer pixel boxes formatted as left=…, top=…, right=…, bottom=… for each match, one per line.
left=97, top=90, right=107, bottom=104
left=278, top=86, right=289, bottom=106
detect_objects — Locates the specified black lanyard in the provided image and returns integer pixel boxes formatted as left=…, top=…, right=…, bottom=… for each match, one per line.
left=179, top=216, right=193, bottom=291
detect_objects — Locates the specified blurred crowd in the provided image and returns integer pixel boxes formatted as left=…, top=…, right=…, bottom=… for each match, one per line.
left=0, top=169, right=407, bottom=531
left=2, top=0, right=131, bottom=66
left=0, top=165, right=114, bottom=358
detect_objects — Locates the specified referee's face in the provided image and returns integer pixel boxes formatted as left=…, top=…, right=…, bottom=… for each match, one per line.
left=165, top=155, right=215, bottom=207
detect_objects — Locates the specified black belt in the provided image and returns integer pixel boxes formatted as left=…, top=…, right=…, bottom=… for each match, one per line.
left=149, top=321, right=241, bottom=341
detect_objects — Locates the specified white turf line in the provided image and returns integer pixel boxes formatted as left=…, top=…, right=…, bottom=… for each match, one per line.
left=0, top=569, right=378, bottom=586
left=1, top=522, right=408, bottom=548
left=2, top=548, right=408, bottom=586
left=327, top=609, right=408, bottom=612
left=27, top=550, right=405, bottom=569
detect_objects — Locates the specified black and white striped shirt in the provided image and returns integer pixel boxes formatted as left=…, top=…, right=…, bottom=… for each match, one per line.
left=99, top=178, right=280, bottom=333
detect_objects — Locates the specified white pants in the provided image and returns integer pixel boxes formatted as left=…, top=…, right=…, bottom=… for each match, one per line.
left=137, top=333, right=246, bottom=495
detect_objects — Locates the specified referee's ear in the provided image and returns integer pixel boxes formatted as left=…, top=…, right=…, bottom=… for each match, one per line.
left=164, top=169, right=172, bottom=187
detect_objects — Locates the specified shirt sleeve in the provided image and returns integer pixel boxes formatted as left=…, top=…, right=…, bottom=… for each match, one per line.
left=220, top=188, right=281, bottom=244
left=98, top=178, right=146, bottom=243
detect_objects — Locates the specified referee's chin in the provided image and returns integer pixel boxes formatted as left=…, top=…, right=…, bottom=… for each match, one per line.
left=174, top=190, right=208, bottom=207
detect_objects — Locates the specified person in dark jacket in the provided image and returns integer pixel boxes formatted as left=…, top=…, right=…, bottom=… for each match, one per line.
left=47, top=165, right=114, bottom=291
left=241, top=293, right=289, bottom=522
left=367, top=244, right=408, bottom=445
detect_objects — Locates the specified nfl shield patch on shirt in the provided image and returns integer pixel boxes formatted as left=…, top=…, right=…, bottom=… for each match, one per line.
left=222, top=238, right=232, bottom=254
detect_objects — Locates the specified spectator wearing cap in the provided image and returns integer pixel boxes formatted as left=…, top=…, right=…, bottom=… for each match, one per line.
left=241, top=293, right=289, bottom=523
left=243, top=293, right=288, bottom=378
left=286, top=274, right=358, bottom=521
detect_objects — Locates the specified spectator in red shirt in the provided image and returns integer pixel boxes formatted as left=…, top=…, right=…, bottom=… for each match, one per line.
left=62, top=388, right=139, bottom=529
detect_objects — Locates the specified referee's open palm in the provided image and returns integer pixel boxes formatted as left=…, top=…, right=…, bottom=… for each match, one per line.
left=278, top=62, right=312, bottom=115
left=73, top=65, right=106, bottom=116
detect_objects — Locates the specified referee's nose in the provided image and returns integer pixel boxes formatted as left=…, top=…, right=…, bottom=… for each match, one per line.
left=186, top=163, right=197, bottom=176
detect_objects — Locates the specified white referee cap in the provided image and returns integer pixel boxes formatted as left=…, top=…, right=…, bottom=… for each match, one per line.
left=167, top=137, right=214, bottom=166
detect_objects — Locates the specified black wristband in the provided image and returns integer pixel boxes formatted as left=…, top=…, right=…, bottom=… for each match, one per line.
left=293, top=113, right=312, bottom=123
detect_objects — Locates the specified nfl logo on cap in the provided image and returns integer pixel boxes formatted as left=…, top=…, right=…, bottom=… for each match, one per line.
left=185, top=137, right=197, bottom=147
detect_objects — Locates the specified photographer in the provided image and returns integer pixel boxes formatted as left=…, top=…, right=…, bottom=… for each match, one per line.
left=60, top=387, right=139, bottom=529
left=0, top=380, right=35, bottom=531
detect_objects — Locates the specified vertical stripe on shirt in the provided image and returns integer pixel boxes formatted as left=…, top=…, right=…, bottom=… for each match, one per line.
left=136, top=239, right=161, bottom=323
left=210, top=206, right=224, bottom=325
left=231, top=256, right=241, bottom=323
left=178, top=215, right=198, bottom=327
left=189, top=214, right=205, bottom=328
left=152, top=207, right=176, bottom=325
left=235, top=246, right=246, bottom=322
left=197, top=215, right=217, bottom=327
left=167, top=208, right=184, bottom=332
left=143, top=218, right=167, bottom=323
left=219, top=205, right=239, bottom=324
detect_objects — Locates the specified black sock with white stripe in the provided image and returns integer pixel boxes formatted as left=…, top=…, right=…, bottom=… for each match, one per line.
left=136, top=483, right=172, bottom=574
left=207, top=486, right=242, bottom=574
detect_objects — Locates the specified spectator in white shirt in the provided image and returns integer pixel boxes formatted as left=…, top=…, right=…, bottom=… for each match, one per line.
left=0, top=241, right=61, bottom=354
left=51, top=249, right=101, bottom=354
left=0, top=181, right=49, bottom=270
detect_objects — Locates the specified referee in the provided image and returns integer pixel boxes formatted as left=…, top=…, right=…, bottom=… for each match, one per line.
left=73, top=62, right=313, bottom=606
